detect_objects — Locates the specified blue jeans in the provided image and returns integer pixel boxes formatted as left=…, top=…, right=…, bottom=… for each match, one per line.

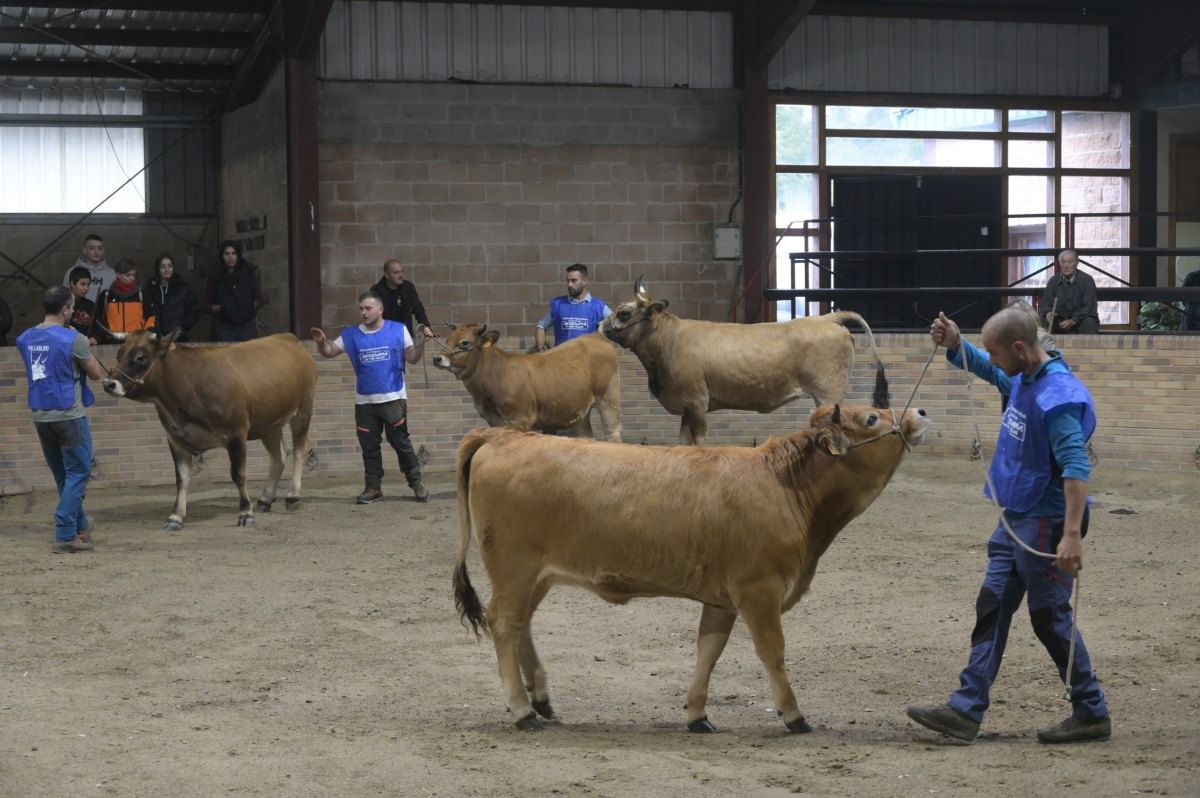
left=948, top=514, right=1108, bottom=723
left=34, top=416, right=93, bottom=542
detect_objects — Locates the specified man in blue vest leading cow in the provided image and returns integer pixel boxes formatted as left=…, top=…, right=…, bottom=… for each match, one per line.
left=17, top=286, right=105, bottom=552
left=906, top=306, right=1111, bottom=745
left=311, top=291, right=429, bottom=505
left=534, top=263, right=611, bottom=351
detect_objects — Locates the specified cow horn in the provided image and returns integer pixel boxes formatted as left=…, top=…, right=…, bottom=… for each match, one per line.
left=832, top=403, right=841, bottom=424
left=634, top=275, right=651, bottom=302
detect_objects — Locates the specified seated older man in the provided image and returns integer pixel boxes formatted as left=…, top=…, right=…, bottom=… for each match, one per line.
left=1042, top=250, right=1100, bottom=334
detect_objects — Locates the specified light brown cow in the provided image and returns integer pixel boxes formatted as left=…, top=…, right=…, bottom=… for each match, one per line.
left=453, top=399, right=930, bottom=732
left=102, top=331, right=317, bottom=530
left=598, top=278, right=886, bottom=445
left=432, top=323, right=621, bottom=441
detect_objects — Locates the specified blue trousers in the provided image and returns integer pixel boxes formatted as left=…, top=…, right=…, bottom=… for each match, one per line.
left=948, top=514, right=1108, bottom=723
left=34, top=416, right=93, bottom=543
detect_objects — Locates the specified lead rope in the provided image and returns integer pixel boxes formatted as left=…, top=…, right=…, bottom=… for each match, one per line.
left=957, top=338, right=1080, bottom=703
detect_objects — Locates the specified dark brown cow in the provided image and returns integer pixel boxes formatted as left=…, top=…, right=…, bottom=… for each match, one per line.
left=102, top=331, right=317, bottom=530
left=432, top=323, right=621, bottom=440
left=453, top=398, right=930, bottom=732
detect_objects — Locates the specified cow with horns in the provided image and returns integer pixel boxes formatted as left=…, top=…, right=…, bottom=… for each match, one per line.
left=102, top=331, right=318, bottom=530
left=453, top=387, right=930, bottom=732
left=432, top=322, right=622, bottom=441
left=598, top=278, right=885, bottom=445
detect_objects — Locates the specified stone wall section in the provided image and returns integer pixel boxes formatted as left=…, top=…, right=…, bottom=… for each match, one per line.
left=316, top=82, right=742, bottom=337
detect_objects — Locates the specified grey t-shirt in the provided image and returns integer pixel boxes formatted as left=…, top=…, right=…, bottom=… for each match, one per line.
left=30, top=323, right=92, bottom=423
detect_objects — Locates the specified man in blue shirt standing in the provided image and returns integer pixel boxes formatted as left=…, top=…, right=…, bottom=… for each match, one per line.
left=906, top=307, right=1112, bottom=745
left=534, top=264, right=611, bottom=351
left=17, top=286, right=105, bottom=552
left=311, top=291, right=429, bottom=505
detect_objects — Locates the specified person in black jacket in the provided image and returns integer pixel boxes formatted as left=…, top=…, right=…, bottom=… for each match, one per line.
left=371, top=259, right=435, bottom=340
left=204, top=240, right=263, bottom=343
left=145, top=252, right=201, bottom=341
left=0, top=295, right=13, bottom=346
left=1182, top=267, right=1200, bottom=332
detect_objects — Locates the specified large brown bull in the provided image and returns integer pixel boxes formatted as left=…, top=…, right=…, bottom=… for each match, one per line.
left=453, top=398, right=930, bottom=732
left=432, top=323, right=621, bottom=441
left=598, top=278, right=885, bottom=445
left=102, top=331, right=317, bottom=530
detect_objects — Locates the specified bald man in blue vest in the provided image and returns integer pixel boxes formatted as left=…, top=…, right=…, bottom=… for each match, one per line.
left=311, top=291, right=429, bottom=505
left=906, top=306, right=1111, bottom=746
left=534, top=264, right=611, bottom=351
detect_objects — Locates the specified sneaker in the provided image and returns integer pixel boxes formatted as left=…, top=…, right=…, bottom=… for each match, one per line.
left=412, top=483, right=430, bottom=503
left=52, top=535, right=94, bottom=553
left=906, top=703, right=980, bottom=743
left=1037, top=715, right=1111, bottom=744
left=355, top=488, right=383, bottom=505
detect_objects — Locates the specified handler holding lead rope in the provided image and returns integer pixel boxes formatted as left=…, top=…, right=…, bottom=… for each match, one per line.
left=906, top=306, right=1112, bottom=745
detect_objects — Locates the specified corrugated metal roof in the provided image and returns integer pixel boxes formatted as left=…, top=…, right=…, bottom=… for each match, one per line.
left=0, top=5, right=263, bottom=92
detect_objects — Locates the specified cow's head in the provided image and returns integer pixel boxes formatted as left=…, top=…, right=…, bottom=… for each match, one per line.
left=102, top=329, right=178, bottom=399
left=432, top=322, right=500, bottom=376
left=599, top=276, right=669, bottom=349
left=808, top=402, right=931, bottom=456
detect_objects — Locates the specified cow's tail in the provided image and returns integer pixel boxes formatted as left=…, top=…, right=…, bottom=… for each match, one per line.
left=828, top=310, right=890, bottom=409
left=454, top=430, right=489, bottom=638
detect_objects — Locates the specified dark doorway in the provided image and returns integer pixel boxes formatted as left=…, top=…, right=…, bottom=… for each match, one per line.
left=830, top=174, right=1003, bottom=329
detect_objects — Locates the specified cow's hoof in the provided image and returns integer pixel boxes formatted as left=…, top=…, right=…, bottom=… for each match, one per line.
left=531, top=700, right=556, bottom=719
left=237, top=515, right=256, bottom=527
left=515, top=712, right=544, bottom=731
left=285, top=497, right=301, bottom=511
left=163, top=519, right=183, bottom=532
left=256, top=500, right=272, bottom=513
left=785, top=716, right=813, bottom=734
left=687, top=716, right=717, bottom=733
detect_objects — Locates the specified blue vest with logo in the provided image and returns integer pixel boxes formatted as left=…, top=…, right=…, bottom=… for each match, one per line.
left=549, top=295, right=607, bottom=346
left=17, top=324, right=94, bottom=411
left=986, top=369, right=1095, bottom=513
left=341, top=321, right=407, bottom=396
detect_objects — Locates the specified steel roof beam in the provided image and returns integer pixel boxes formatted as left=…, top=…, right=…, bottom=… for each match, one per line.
left=0, top=27, right=253, bottom=50
left=0, top=60, right=234, bottom=81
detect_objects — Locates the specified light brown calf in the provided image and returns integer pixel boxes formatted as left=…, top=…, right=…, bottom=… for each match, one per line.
left=432, top=323, right=621, bottom=440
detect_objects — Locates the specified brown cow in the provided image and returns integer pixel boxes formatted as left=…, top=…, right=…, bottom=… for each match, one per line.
left=432, top=323, right=621, bottom=441
left=598, top=278, right=886, bottom=445
left=453, top=399, right=930, bottom=732
left=102, top=331, right=317, bottom=530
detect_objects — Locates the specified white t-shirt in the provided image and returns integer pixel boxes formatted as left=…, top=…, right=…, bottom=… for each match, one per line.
left=333, top=323, right=414, bottom=404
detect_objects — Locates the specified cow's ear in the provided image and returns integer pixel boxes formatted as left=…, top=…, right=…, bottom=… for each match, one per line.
left=160, top=329, right=181, bottom=351
left=818, top=428, right=849, bottom=456
left=482, top=329, right=500, bottom=346
left=649, top=300, right=669, bottom=314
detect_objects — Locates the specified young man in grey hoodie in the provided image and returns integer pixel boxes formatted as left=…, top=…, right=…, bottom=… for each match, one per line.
left=61, top=233, right=115, bottom=303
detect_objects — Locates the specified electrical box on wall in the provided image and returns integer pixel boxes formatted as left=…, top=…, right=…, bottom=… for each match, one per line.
left=713, top=224, right=742, bottom=259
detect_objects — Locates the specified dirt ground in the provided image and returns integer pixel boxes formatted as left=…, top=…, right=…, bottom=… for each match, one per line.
left=1, top=453, right=1197, bottom=798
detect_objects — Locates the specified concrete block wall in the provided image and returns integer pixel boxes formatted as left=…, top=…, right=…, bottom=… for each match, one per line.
left=316, top=82, right=742, bottom=336
left=0, top=221, right=218, bottom=340
left=1, top=333, right=1197, bottom=502
left=220, top=63, right=289, bottom=336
